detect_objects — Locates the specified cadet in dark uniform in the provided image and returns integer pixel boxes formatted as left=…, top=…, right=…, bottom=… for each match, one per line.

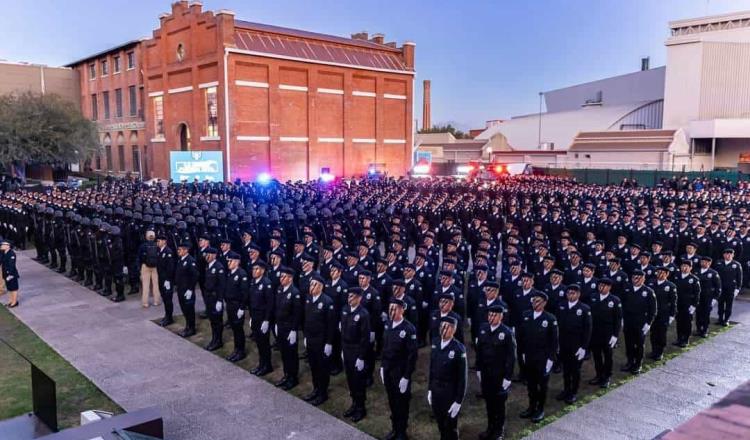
left=302, top=274, right=336, bottom=406
left=620, top=270, right=656, bottom=375
left=588, top=278, right=622, bottom=388
left=1, top=240, right=20, bottom=307
left=715, top=248, right=743, bottom=326
left=381, top=297, right=418, bottom=440
left=517, top=291, right=558, bottom=422
left=555, top=285, right=591, bottom=404
left=341, top=287, right=371, bottom=422
left=430, top=293, right=464, bottom=344
left=224, top=251, right=250, bottom=362
left=428, top=315, right=468, bottom=440
left=249, top=260, right=275, bottom=376
left=696, top=256, right=721, bottom=337
left=175, top=242, right=199, bottom=337
left=390, top=279, right=418, bottom=328
left=673, top=260, right=701, bottom=347
left=202, top=247, right=226, bottom=352
left=475, top=303, right=515, bottom=440
left=156, top=235, right=176, bottom=327
left=274, top=266, right=303, bottom=390
left=325, top=262, right=348, bottom=375
left=648, top=266, right=676, bottom=360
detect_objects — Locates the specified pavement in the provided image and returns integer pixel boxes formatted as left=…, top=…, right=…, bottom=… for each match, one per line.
left=528, top=297, right=750, bottom=440
left=3, top=251, right=373, bottom=440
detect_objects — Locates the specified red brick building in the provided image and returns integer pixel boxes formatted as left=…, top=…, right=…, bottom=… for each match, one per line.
left=70, top=1, right=415, bottom=181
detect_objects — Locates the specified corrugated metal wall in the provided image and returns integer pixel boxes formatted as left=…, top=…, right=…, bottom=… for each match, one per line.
left=610, top=100, right=664, bottom=130
left=700, top=42, right=750, bottom=119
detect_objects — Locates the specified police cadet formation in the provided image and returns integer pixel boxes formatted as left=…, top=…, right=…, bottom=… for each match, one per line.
left=0, top=173, right=746, bottom=440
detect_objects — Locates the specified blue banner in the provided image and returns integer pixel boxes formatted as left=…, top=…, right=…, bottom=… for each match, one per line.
left=169, top=151, right=224, bottom=182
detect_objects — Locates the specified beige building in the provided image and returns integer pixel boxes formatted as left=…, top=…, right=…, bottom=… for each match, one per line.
left=0, top=60, right=80, bottom=105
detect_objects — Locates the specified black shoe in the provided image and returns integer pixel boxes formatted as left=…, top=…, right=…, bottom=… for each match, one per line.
left=7, top=302, right=18, bottom=308
left=178, top=328, right=196, bottom=338
left=531, top=410, right=545, bottom=423
left=700, top=332, right=708, bottom=338
left=630, top=366, right=642, bottom=375
left=281, top=378, right=298, bottom=390
left=110, top=296, right=125, bottom=303
left=721, top=321, right=729, bottom=327
left=600, top=379, right=611, bottom=389
left=226, top=351, right=238, bottom=362
left=256, top=366, right=273, bottom=376
left=564, top=394, right=578, bottom=405
left=384, top=431, right=397, bottom=440
left=366, top=377, right=374, bottom=388
left=349, top=408, right=365, bottom=422
left=553, top=364, right=562, bottom=374
left=56, top=268, right=66, bottom=274
left=343, top=404, right=357, bottom=418
left=652, top=353, right=663, bottom=361
left=199, top=312, right=208, bottom=319
left=303, top=390, right=319, bottom=402
left=620, top=362, right=633, bottom=372
left=230, top=351, right=246, bottom=363
left=127, top=289, right=139, bottom=296
left=672, top=340, right=682, bottom=347
left=588, top=376, right=602, bottom=386
left=205, top=341, right=222, bottom=351
left=555, top=390, right=568, bottom=401
left=159, top=318, right=174, bottom=327
left=275, top=377, right=289, bottom=387
left=330, top=367, right=343, bottom=376
left=250, top=366, right=261, bottom=375
left=519, top=407, right=534, bottom=418
left=310, top=394, right=328, bottom=406
left=97, top=290, right=109, bottom=297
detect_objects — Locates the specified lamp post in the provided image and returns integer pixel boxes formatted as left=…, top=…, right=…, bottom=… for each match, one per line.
left=538, top=92, right=544, bottom=149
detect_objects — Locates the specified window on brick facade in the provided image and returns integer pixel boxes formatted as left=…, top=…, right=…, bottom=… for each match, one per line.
left=101, top=59, right=108, bottom=76
left=118, top=145, right=125, bottom=171
left=113, top=56, right=121, bottom=73
left=128, top=86, right=137, bottom=116
left=205, top=86, right=218, bottom=137
left=102, top=91, right=110, bottom=119
left=115, top=89, right=123, bottom=118
left=132, top=146, right=141, bottom=175
left=91, top=94, right=98, bottom=120
left=127, top=51, right=135, bottom=70
left=95, top=154, right=101, bottom=170
left=89, top=63, right=96, bottom=79
left=153, top=96, right=164, bottom=137
left=105, top=145, right=113, bottom=170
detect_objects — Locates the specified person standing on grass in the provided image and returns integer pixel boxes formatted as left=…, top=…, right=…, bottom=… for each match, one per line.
left=428, top=315, right=467, bottom=440
left=2, top=240, right=20, bottom=308
left=341, top=287, right=371, bottom=423
left=302, top=274, right=336, bottom=407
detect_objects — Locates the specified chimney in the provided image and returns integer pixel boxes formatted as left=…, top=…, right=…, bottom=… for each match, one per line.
left=351, top=31, right=369, bottom=40
left=641, top=57, right=650, bottom=71
left=422, top=80, right=431, bottom=131
left=402, top=41, right=415, bottom=69
left=370, top=33, right=385, bottom=45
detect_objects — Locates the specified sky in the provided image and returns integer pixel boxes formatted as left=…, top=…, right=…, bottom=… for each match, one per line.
left=2, top=0, right=750, bottom=129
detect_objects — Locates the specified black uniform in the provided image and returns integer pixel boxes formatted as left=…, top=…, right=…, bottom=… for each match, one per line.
left=673, top=272, right=701, bottom=344
left=203, top=260, right=227, bottom=348
left=249, top=275, right=274, bottom=371
left=2, top=248, right=19, bottom=292
left=556, top=301, right=592, bottom=398
left=225, top=267, right=250, bottom=355
left=475, top=322, right=515, bottom=437
left=275, top=283, right=303, bottom=384
left=517, top=310, right=559, bottom=415
left=696, top=267, right=721, bottom=335
left=429, top=337, right=468, bottom=440
left=341, top=304, right=371, bottom=415
left=715, top=258, right=743, bottom=324
left=647, top=278, right=677, bottom=357
left=156, top=246, right=176, bottom=324
left=303, top=293, right=337, bottom=400
left=175, top=254, right=199, bottom=332
left=621, top=284, right=657, bottom=370
left=589, top=293, right=622, bottom=383
left=381, top=318, right=418, bottom=439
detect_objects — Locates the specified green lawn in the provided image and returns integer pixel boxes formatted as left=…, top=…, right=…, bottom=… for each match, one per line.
left=162, top=313, right=732, bottom=440
left=0, top=305, right=121, bottom=429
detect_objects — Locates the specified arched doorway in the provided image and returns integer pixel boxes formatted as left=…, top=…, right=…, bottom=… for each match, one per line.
left=178, top=123, right=191, bottom=151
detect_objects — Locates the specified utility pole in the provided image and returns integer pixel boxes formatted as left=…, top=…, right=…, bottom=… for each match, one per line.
left=538, top=92, right=543, bottom=148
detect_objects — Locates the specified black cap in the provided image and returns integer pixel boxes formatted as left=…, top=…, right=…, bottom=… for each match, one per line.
left=251, top=260, right=268, bottom=270
left=567, top=284, right=581, bottom=292
left=226, top=251, right=241, bottom=261
left=531, top=291, right=548, bottom=301
left=204, top=247, right=218, bottom=254
left=439, top=292, right=455, bottom=301
left=655, top=266, right=669, bottom=273
left=724, top=248, right=735, bottom=254
left=484, top=281, right=499, bottom=289
left=439, top=270, right=454, bottom=278
left=389, top=298, right=406, bottom=308
left=392, top=279, right=406, bottom=287
left=178, top=241, right=192, bottom=249
left=550, top=268, right=564, bottom=276
left=301, top=253, right=316, bottom=263
left=156, top=234, right=168, bottom=241
left=474, top=264, right=488, bottom=272
left=487, top=303, right=507, bottom=314
left=279, top=266, right=295, bottom=275
left=609, top=257, right=621, bottom=264
left=680, top=259, right=693, bottom=267
left=359, top=269, right=372, bottom=278
left=310, top=273, right=325, bottom=285
left=598, top=278, right=613, bottom=286
left=521, top=271, right=534, bottom=279
left=631, top=269, right=645, bottom=276
left=700, top=255, right=713, bottom=262
left=439, top=315, right=458, bottom=326
left=347, top=287, right=363, bottom=296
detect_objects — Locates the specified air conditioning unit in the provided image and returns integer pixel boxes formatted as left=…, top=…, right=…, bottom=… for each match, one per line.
left=540, top=142, right=555, bottom=151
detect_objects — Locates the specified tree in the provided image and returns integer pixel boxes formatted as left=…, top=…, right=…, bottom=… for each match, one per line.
left=418, top=123, right=471, bottom=139
left=0, top=92, right=99, bottom=166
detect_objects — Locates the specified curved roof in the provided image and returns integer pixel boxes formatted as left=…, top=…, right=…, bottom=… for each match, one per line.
left=475, top=100, right=660, bottom=150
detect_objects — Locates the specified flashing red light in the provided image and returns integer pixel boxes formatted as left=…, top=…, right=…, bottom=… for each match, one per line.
left=494, top=164, right=506, bottom=174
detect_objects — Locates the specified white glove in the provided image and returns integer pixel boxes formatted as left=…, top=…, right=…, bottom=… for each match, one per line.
left=356, top=358, right=365, bottom=372
left=379, top=366, right=384, bottom=382
left=338, top=322, right=342, bottom=331
left=427, top=390, right=432, bottom=406
left=236, top=309, right=244, bottom=319
left=688, top=306, right=696, bottom=315
left=502, top=379, right=511, bottom=390
left=422, top=301, right=429, bottom=308
left=122, top=265, right=128, bottom=274
left=467, top=318, right=472, bottom=326
left=545, top=359, right=553, bottom=374
left=522, top=353, right=526, bottom=363
left=448, top=402, right=461, bottom=418
left=164, top=280, right=171, bottom=289
left=398, top=377, right=409, bottom=393
left=370, top=332, right=376, bottom=343
left=5, top=275, right=13, bottom=281
left=575, top=348, right=585, bottom=361
left=185, top=289, right=193, bottom=300
left=275, top=324, right=279, bottom=335
left=669, top=316, right=675, bottom=325
left=712, top=299, right=718, bottom=308
left=261, top=321, right=269, bottom=334
left=734, top=289, right=740, bottom=298
left=476, top=371, right=482, bottom=382
left=287, top=331, right=297, bottom=345
left=324, top=344, right=332, bottom=357
left=642, top=323, right=651, bottom=335
left=381, top=312, right=388, bottom=322
left=609, top=336, right=617, bottom=348
left=303, top=338, right=307, bottom=348
left=215, top=301, right=223, bottom=312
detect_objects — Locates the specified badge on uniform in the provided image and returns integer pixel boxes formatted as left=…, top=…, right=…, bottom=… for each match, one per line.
left=576, top=309, right=582, bottom=316
left=366, top=293, right=371, bottom=299
left=542, top=320, right=548, bottom=327
left=448, top=350, right=455, bottom=359
left=381, top=279, right=386, bottom=285
left=708, top=274, right=713, bottom=278
left=616, top=276, right=622, bottom=281
left=688, top=278, right=694, bottom=284
left=354, top=314, right=360, bottom=322
left=211, top=268, right=216, bottom=274
left=733, top=264, right=738, bottom=269
left=665, top=286, right=670, bottom=291
left=287, top=293, right=291, bottom=299
left=337, top=286, right=341, bottom=292
left=233, top=275, right=239, bottom=281
left=410, top=284, right=414, bottom=290
left=608, top=301, right=614, bottom=308
left=591, top=283, right=596, bottom=288
left=399, top=330, right=406, bottom=338
left=559, top=291, right=564, bottom=297
left=498, top=332, right=506, bottom=340
left=317, top=302, right=323, bottom=310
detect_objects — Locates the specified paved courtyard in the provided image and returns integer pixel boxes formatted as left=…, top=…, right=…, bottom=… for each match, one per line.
left=4, top=251, right=372, bottom=440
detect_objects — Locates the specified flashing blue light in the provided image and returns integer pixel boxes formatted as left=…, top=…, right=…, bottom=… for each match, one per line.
left=320, top=172, right=335, bottom=183
left=257, top=172, right=272, bottom=185
left=368, top=167, right=377, bottom=175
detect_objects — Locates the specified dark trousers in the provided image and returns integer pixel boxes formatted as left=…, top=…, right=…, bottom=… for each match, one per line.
left=251, top=313, right=271, bottom=368
left=560, top=349, right=582, bottom=395
left=227, top=302, right=245, bottom=353
left=56, top=247, right=66, bottom=269
left=331, top=329, right=343, bottom=371
left=343, top=345, right=367, bottom=408
left=718, top=291, right=735, bottom=323
left=128, top=259, right=139, bottom=289
left=418, top=305, right=430, bottom=345
left=307, top=338, right=331, bottom=397
left=695, top=297, right=713, bottom=334
left=523, top=361, right=550, bottom=411
left=278, top=328, right=299, bottom=380
left=206, top=295, right=223, bottom=344
left=676, top=309, right=692, bottom=342
left=480, top=378, right=508, bottom=435
left=159, top=284, right=174, bottom=321
left=623, top=322, right=645, bottom=367
left=432, top=386, right=459, bottom=440
left=591, top=340, right=613, bottom=380
left=177, top=290, right=196, bottom=331
left=650, top=317, right=668, bottom=356
left=384, top=368, right=411, bottom=436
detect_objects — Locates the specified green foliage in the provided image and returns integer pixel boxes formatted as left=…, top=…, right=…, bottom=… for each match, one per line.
left=0, top=92, right=99, bottom=165
left=419, top=123, right=471, bottom=139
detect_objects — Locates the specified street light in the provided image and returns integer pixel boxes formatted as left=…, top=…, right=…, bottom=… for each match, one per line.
left=538, top=92, right=544, bottom=149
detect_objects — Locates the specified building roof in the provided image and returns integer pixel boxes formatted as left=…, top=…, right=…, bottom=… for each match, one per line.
left=65, top=39, right=143, bottom=67
left=568, top=130, right=677, bottom=152
left=234, top=21, right=411, bottom=73
left=475, top=100, right=659, bottom=151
